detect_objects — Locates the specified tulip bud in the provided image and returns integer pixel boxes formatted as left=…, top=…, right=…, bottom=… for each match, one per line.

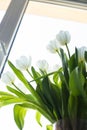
left=56, top=30, right=71, bottom=46
left=47, top=39, right=60, bottom=53
left=16, top=56, right=32, bottom=70
left=37, top=60, right=49, bottom=73
left=1, top=71, right=15, bottom=85
left=78, top=46, right=87, bottom=62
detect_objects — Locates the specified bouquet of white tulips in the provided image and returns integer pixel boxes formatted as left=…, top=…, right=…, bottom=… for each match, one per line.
left=1, top=30, right=87, bottom=130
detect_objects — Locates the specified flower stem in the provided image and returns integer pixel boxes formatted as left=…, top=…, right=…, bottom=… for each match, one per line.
left=29, top=69, right=62, bottom=83
left=12, top=83, right=25, bottom=95
left=57, top=50, right=61, bottom=57
left=26, top=69, right=33, bottom=78
left=65, top=43, right=70, bottom=58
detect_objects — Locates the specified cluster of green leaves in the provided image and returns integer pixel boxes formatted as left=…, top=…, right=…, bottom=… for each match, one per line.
left=0, top=47, right=87, bottom=130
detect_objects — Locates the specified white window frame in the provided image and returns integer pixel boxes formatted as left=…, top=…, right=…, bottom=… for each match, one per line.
left=0, top=0, right=29, bottom=77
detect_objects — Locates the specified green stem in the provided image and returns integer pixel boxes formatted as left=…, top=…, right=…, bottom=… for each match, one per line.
left=57, top=50, right=61, bottom=57
left=29, top=70, right=59, bottom=83
left=26, top=69, right=33, bottom=78
left=65, top=43, right=70, bottom=59
left=12, top=83, right=25, bottom=96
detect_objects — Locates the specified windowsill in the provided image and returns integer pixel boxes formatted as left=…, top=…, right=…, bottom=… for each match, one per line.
left=0, top=0, right=87, bottom=23
left=26, top=1, right=87, bottom=23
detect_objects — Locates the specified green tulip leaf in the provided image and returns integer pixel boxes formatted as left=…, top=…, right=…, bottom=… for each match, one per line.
left=46, top=124, right=53, bottom=130
left=68, top=94, right=77, bottom=119
left=8, top=61, right=42, bottom=103
left=85, top=51, right=87, bottom=62
left=14, top=104, right=27, bottom=130
left=68, top=53, right=77, bottom=72
left=31, top=66, right=41, bottom=84
left=60, top=48, right=69, bottom=84
left=35, top=111, right=42, bottom=127
left=69, top=67, right=85, bottom=96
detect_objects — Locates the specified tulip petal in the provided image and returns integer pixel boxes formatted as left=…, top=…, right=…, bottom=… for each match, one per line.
left=16, top=56, right=32, bottom=70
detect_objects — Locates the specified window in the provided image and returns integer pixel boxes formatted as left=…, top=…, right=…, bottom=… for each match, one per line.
left=0, top=0, right=29, bottom=77
left=0, top=0, right=87, bottom=76
left=0, top=1, right=87, bottom=130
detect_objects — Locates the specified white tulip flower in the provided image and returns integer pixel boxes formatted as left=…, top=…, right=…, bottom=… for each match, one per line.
left=56, top=30, right=71, bottom=46
left=37, top=60, right=49, bottom=73
left=47, top=39, right=60, bottom=53
left=16, top=56, right=32, bottom=70
left=1, top=71, right=15, bottom=85
left=78, top=46, right=87, bottom=62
